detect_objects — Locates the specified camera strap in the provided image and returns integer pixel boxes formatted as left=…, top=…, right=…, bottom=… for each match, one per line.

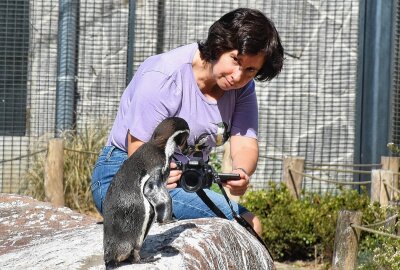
left=196, top=189, right=229, bottom=219
left=195, top=172, right=273, bottom=258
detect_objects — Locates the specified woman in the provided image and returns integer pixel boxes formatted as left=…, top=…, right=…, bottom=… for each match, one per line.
left=91, top=7, right=284, bottom=236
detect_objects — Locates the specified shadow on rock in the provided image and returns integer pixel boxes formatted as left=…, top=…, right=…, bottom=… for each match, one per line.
left=141, top=222, right=197, bottom=259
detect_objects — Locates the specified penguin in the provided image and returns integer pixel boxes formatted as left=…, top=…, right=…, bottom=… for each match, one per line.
left=102, top=117, right=190, bottom=268
left=213, top=122, right=230, bottom=146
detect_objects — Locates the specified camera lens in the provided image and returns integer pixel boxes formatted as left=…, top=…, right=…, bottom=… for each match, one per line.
left=180, top=169, right=203, bottom=192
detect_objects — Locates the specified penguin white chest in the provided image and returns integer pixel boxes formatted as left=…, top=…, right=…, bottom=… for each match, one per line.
left=139, top=174, right=153, bottom=244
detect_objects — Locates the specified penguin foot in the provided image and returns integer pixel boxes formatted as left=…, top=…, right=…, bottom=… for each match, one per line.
left=140, top=254, right=161, bottom=263
left=126, top=254, right=160, bottom=264
left=105, top=261, right=119, bottom=270
left=106, top=261, right=136, bottom=269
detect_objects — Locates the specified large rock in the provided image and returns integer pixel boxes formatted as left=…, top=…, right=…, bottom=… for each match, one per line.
left=0, top=194, right=274, bottom=269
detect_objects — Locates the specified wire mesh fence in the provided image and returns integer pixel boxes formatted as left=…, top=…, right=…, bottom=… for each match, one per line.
left=393, top=0, right=400, bottom=146
left=1, top=0, right=360, bottom=194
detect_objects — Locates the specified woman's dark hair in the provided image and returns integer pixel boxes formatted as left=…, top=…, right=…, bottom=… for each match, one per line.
left=198, top=8, right=284, bottom=81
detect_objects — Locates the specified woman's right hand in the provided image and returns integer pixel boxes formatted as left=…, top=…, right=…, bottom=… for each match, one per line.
left=166, top=162, right=182, bottom=189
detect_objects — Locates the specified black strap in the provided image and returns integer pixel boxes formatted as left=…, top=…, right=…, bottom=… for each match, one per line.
left=196, top=168, right=273, bottom=259
left=196, top=189, right=228, bottom=219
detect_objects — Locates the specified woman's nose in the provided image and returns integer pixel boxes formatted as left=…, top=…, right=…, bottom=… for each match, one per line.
left=231, top=67, right=243, bottom=82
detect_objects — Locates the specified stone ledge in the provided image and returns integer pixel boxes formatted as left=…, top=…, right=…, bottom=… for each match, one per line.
left=0, top=194, right=274, bottom=269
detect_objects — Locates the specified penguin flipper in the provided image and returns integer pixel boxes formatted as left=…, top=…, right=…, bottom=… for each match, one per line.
left=143, top=167, right=173, bottom=224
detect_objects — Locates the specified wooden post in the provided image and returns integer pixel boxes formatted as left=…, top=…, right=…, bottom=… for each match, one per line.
left=282, top=156, right=305, bottom=199
left=381, top=156, right=400, bottom=200
left=332, top=210, right=362, bottom=270
left=381, top=170, right=394, bottom=206
left=221, top=141, right=240, bottom=202
left=44, top=139, right=65, bottom=207
left=371, top=169, right=392, bottom=207
left=371, top=169, right=381, bottom=203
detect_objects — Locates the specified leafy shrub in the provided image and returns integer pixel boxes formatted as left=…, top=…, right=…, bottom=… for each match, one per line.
left=367, top=234, right=400, bottom=269
left=240, top=182, right=390, bottom=264
left=358, top=208, right=400, bottom=270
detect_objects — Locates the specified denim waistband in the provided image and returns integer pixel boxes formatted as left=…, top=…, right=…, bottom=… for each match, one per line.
left=101, top=145, right=127, bottom=160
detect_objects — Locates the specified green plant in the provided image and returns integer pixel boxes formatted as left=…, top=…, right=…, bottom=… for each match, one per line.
left=240, top=183, right=389, bottom=264
left=209, top=151, right=222, bottom=172
left=209, top=151, right=222, bottom=193
left=358, top=206, right=400, bottom=269
left=387, top=142, right=400, bottom=156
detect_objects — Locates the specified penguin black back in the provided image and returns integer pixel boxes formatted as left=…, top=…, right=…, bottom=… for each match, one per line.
left=102, top=117, right=189, bottom=267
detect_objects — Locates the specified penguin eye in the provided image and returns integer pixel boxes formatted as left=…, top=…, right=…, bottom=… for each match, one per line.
left=175, top=133, right=188, bottom=144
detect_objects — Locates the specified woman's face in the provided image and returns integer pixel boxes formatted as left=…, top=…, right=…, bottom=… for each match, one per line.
left=212, top=50, right=265, bottom=90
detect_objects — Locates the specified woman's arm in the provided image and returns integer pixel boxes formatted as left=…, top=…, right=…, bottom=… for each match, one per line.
left=222, top=135, right=259, bottom=196
left=230, top=135, right=258, bottom=176
left=127, top=133, right=144, bottom=157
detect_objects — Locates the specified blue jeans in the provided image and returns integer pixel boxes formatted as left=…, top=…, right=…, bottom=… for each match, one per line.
left=91, top=146, right=248, bottom=219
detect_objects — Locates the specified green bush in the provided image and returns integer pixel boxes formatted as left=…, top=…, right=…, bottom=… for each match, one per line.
left=240, top=182, right=391, bottom=264
left=358, top=208, right=400, bottom=270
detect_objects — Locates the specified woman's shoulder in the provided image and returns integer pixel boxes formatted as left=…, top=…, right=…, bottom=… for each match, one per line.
left=141, top=43, right=198, bottom=76
left=235, top=80, right=255, bottom=97
left=164, top=43, right=198, bottom=60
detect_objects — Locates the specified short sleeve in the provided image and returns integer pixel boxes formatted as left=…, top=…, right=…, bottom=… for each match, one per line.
left=126, top=71, right=183, bottom=141
left=230, top=80, right=258, bottom=139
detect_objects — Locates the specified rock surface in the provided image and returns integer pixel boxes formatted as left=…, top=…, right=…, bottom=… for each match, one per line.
left=0, top=194, right=274, bottom=269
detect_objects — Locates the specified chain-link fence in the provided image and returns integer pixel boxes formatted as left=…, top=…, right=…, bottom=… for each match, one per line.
left=1, top=0, right=360, bottom=193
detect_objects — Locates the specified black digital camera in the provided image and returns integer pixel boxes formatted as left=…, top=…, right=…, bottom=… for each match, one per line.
left=176, top=159, right=241, bottom=193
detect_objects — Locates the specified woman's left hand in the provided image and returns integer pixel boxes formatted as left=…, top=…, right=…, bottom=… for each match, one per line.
left=166, top=162, right=182, bottom=189
left=222, top=168, right=250, bottom=196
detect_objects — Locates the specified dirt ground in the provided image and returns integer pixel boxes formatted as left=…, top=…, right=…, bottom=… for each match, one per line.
left=275, top=261, right=328, bottom=270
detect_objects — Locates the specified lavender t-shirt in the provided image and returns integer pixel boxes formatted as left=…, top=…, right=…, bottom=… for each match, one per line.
left=106, top=43, right=258, bottom=162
